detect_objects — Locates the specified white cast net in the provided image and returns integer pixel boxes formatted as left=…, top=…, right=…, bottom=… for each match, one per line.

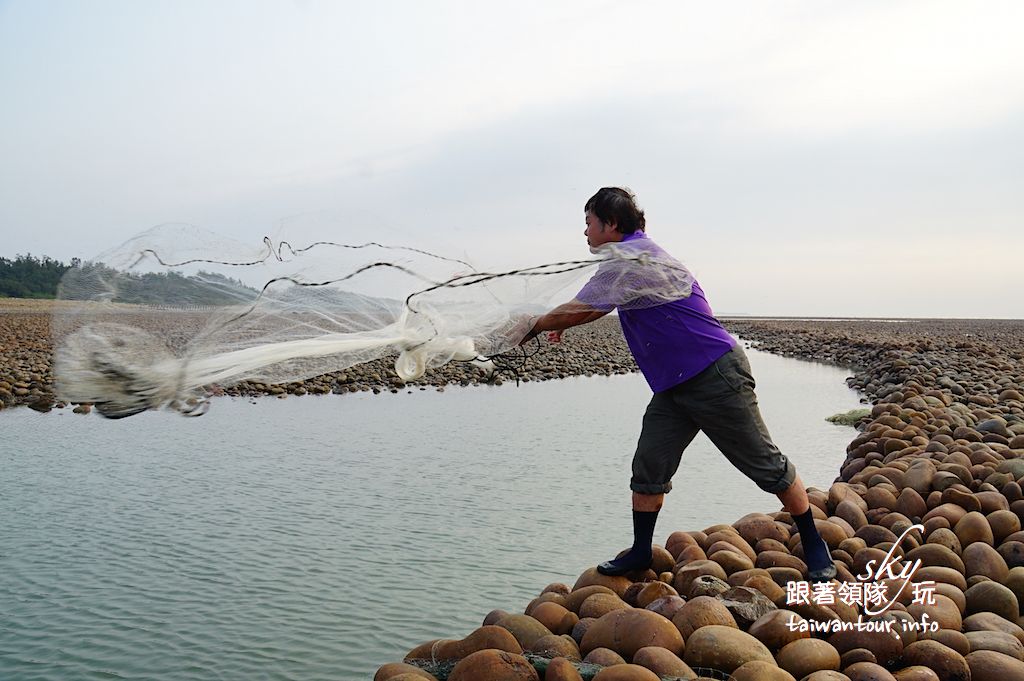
left=52, top=224, right=693, bottom=418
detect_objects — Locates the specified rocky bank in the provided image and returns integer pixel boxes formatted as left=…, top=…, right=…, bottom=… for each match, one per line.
left=373, top=317, right=1024, bottom=681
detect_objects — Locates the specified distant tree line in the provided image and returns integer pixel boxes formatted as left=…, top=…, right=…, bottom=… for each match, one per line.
left=0, top=254, right=73, bottom=298
left=1, top=254, right=256, bottom=305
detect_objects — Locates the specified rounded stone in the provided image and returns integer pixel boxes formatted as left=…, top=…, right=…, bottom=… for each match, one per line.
left=590, top=664, right=659, bottom=681
left=532, top=602, right=579, bottom=635
left=963, top=542, right=1010, bottom=581
left=574, top=567, right=633, bottom=597
left=583, top=648, right=627, bottom=666
left=731, top=660, right=797, bottom=681
left=776, top=638, right=841, bottom=679
left=987, top=510, right=1021, bottom=543
left=448, top=650, right=539, bottom=681
left=966, top=581, right=1020, bottom=622
left=580, top=594, right=632, bottom=620
left=955, top=511, right=995, bottom=547
left=581, top=609, right=685, bottom=660
left=374, top=662, right=439, bottom=681
left=925, top=528, right=962, bottom=554
left=922, top=629, right=971, bottom=656
left=908, top=594, right=962, bottom=631
left=544, top=657, right=586, bottom=681
left=964, top=612, right=1024, bottom=645
left=682, top=625, right=775, bottom=674
left=718, top=586, right=777, bottom=628
left=843, top=661, right=896, bottom=681
left=673, top=561, right=728, bottom=597
left=687, top=575, right=730, bottom=599
left=805, top=672, right=853, bottom=681
left=841, top=649, right=877, bottom=667
left=892, top=666, right=940, bottom=681
left=734, top=513, right=789, bottom=546
left=900, top=640, right=970, bottom=681
left=904, top=544, right=965, bottom=572
left=493, top=615, right=555, bottom=650
left=529, top=635, right=581, bottom=661
left=748, top=609, right=810, bottom=651
left=635, top=582, right=678, bottom=609
left=630, top=646, right=695, bottom=678
left=829, top=624, right=904, bottom=668
left=965, top=630, right=1024, bottom=660
left=671, top=595, right=737, bottom=640
left=998, top=541, right=1024, bottom=569
left=644, top=596, right=686, bottom=621
left=564, top=586, right=617, bottom=614
left=965, top=649, right=1024, bottom=681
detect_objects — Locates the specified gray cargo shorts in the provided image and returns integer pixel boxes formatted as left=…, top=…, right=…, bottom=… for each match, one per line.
left=630, top=344, right=796, bottom=495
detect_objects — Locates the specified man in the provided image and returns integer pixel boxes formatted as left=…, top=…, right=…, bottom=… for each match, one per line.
left=520, top=187, right=836, bottom=583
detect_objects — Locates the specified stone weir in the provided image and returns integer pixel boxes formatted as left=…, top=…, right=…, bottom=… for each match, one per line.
left=375, top=318, right=1024, bottom=681
left=0, top=299, right=639, bottom=412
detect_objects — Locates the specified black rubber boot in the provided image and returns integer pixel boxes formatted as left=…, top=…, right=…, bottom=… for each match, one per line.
left=597, top=510, right=658, bottom=576
left=793, top=508, right=836, bottom=583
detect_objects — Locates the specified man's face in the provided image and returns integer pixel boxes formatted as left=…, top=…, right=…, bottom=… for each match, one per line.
left=584, top=210, right=622, bottom=253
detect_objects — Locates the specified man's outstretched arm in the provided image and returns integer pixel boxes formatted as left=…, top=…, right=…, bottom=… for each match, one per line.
left=519, top=299, right=611, bottom=344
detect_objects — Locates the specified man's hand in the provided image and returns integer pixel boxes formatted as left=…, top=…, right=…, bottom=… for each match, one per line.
left=517, top=327, right=564, bottom=346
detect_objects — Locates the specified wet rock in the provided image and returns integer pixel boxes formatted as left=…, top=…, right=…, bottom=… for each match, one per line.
left=682, top=625, right=774, bottom=674
left=719, top=585, right=777, bottom=627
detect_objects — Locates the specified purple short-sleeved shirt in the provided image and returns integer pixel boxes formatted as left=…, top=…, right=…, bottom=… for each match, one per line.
left=576, top=231, right=737, bottom=393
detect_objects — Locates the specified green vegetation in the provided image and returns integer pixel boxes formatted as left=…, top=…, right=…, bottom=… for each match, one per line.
left=826, top=408, right=871, bottom=426
left=0, top=254, right=256, bottom=305
left=63, top=263, right=257, bottom=306
left=0, top=254, right=73, bottom=298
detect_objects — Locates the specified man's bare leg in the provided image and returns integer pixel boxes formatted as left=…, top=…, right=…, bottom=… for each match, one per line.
left=777, top=475, right=810, bottom=515
left=633, top=491, right=664, bottom=512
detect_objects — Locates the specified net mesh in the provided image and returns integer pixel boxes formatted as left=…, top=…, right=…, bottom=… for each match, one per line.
left=52, top=224, right=693, bottom=418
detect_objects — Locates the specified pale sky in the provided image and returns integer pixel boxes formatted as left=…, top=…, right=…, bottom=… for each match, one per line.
left=1, top=0, right=1022, bottom=317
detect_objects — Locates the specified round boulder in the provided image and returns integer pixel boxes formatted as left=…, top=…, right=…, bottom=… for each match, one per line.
left=966, top=649, right=1024, bottom=681
left=448, top=650, right=539, bottom=681
left=581, top=608, right=685, bottom=660
left=776, top=638, right=841, bottom=679
left=682, top=625, right=774, bottom=674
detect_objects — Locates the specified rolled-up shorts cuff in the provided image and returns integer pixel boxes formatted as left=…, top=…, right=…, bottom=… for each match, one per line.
left=630, top=479, right=673, bottom=494
left=758, top=457, right=797, bottom=494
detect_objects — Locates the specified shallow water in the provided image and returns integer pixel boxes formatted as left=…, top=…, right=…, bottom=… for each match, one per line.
left=0, top=345, right=864, bottom=680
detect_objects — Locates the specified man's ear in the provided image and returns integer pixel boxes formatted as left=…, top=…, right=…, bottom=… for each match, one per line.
left=607, top=219, right=619, bottom=233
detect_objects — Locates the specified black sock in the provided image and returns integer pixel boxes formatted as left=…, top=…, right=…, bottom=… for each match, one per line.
left=793, top=509, right=832, bottom=572
left=597, top=510, right=658, bottom=574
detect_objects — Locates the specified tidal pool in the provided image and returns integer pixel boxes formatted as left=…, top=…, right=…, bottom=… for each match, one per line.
left=0, top=345, right=864, bottom=680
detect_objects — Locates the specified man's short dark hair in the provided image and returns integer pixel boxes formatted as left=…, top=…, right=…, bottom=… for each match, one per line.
left=585, top=187, right=646, bottom=234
